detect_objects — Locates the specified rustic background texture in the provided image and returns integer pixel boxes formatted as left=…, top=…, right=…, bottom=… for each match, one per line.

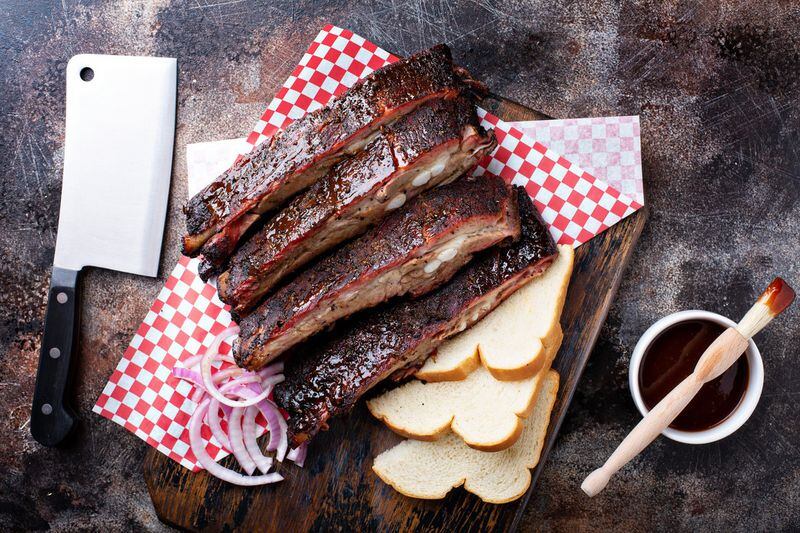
left=1, top=0, right=798, bottom=531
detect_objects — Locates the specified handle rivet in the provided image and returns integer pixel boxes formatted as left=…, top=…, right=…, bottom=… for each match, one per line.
left=41, top=403, right=53, bottom=415
left=49, top=347, right=61, bottom=359
left=56, top=292, right=68, bottom=304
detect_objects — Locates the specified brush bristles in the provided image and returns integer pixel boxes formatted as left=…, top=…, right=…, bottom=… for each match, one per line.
left=736, top=278, right=796, bottom=339
left=736, top=301, right=775, bottom=339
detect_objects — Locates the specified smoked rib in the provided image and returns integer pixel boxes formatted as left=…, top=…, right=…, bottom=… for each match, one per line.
left=234, top=175, right=520, bottom=370
left=183, top=45, right=484, bottom=266
left=216, top=96, right=496, bottom=309
left=272, top=186, right=558, bottom=445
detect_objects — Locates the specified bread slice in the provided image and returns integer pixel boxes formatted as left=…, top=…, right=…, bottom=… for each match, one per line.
left=416, top=244, right=573, bottom=382
left=372, top=370, right=559, bottom=503
left=367, top=328, right=561, bottom=451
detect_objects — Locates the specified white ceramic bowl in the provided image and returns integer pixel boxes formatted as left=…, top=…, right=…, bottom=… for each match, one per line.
left=629, top=310, right=764, bottom=444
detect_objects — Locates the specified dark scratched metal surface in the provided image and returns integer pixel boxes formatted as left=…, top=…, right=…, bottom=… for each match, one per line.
left=1, top=1, right=798, bottom=531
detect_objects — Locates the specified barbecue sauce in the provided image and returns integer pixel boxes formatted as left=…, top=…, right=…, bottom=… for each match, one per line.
left=638, top=319, right=749, bottom=432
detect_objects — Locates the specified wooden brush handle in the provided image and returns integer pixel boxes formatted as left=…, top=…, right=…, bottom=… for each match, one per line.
left=582, top=376, right=703, bottom=496
left=582, top=327, right=748, bottom=497
left=694, top=327, right=749, bottom=382
left=583, top=278, right=794, bottom=497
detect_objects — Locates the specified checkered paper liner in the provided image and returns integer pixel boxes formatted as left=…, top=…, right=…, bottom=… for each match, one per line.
left=93, top=24, right=642, bottom=470
left=512, top=117, right=644, bottom=206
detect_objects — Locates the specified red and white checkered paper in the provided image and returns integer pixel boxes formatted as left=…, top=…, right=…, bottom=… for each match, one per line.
left=93, top=24, right=642, bottom=470
left=512, top=116, right=644, bottom=206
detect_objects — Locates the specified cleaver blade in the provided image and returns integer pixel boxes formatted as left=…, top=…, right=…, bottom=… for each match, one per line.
left=54, top=54, right=176, bottom=275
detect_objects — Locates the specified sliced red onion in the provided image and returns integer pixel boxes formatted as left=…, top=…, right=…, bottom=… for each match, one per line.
left=197, top=326, right=240, bottom=397
left=286, top=446, right=299, bottom=462
left=286, top=443, right=307, bottom=467
left=188, top=398, right=283, bottom=487
left=173, top=367, right=247, bottom=401
left=261, top=373, right=285, bottom=390
left=264, top=400, right=288, bottom=462
left=202, top=352, right=272, bottom=408
left=218, top=374, right=261, bottom=391
left=243, top=406, right=273, bottom=474
left=258, top=361, right=284, bottom=379
left=227, top=406, right=257, bottom=475
left=172, top=366, right=204, bottom=388
left=180, top=353, right=204, bottom=369
left=175, top=369, right=245, bottom=418
left=176, top=325, right=300, bottom=485
left=190, top=387, right=205, bottom=403
left=207, top=325, right=240, bottom=357
left=200, top=377, right=260, bottom=451
left=213, top=367, right=245, bottom=383
left=207, top=399, right=231, bottom=451
left=216, top=376, right=259, bottom=417
left=239, top=386, right=288, bottom=462
left=243, top=373, right=284, bottom=401
left=223, top=381, right=286, bottom=465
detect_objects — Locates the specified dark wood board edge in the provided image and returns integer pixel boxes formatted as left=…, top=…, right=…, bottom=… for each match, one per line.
left=142, top=96, right=648, bottom=532
left=478, top=96, right=648, bottom=531
left=510, top=208, right=647, bottom=531
left=483, top=95, right=554, bottom=122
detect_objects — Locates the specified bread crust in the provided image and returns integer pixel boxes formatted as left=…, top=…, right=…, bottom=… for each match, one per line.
left=372, top=370, right=560, bottom=503
left=414, top=346, right=480, bottom=381
left=481, top=322, right=564, bottom=380
left=369, top=327, right=562, bottom=451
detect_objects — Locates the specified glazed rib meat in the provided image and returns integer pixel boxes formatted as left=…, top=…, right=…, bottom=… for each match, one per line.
left=216, top=96, right=496, bottom=310
left=234, top=175, right=520, bottom=370
left=272, top=186, right=558, bottom=445
left=183, top=44, right=485, bottom=266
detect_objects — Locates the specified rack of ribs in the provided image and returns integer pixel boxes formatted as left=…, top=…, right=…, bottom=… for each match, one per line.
left=234, top=175, right=521, bottom=370
left=183, top=44, right=486, bottom=269
left=215, top=95, right=496, bottom=309
left=272, top=186, right=558, bottom=445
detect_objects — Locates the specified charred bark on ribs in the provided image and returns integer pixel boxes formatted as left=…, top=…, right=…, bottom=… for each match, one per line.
left=234, top=175, right=521, bottom=370
left=272, top=187, right=558, bottom=445
left=215, top=95, right=496, bottom=309
left=183, top=44, right=486, bottom=271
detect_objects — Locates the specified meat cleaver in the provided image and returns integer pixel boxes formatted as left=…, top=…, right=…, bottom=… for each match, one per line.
left=31, top=55, right=177, bottom=447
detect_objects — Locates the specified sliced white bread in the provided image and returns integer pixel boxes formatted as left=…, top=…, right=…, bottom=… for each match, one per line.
left=416, top=244, right=574, bottom=382
left=372, top=370, right=559, bottom=503
left=367, top=327, right=561, bottom=451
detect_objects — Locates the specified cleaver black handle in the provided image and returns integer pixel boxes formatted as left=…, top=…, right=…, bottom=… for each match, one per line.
left=31, top=266, right=80, bottom=447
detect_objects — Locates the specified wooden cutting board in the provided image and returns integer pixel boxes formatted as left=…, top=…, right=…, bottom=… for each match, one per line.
left=143, top=97, right=647, bottom=532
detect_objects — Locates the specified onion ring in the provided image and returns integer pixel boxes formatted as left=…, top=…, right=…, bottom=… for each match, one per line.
left=201, top=349, right=272, bottom=408
left=243, top=406, right=273, bottom=474
left=227, top=406, right=257, bottom=475
left=188, top=399, right=283, bottom=486
left=207, top=399, right=231, bottom=451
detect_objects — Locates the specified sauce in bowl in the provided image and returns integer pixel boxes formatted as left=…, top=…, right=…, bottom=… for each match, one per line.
left=638, top=319, right=749, bottom=432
